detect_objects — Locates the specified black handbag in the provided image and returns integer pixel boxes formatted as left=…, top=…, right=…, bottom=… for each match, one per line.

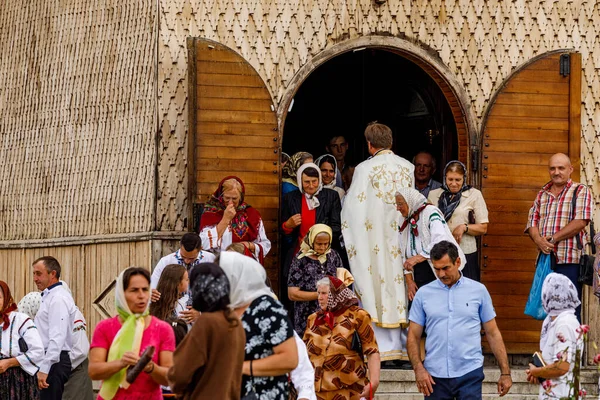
left=571, top=185, right=596, bottom=286
left=351, top=330, right=364, bottom=360
left=17, top=317, right=30, bottom=353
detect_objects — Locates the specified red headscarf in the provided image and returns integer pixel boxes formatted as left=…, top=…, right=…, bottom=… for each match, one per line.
left=0, top=281, right=18, bottom=330
left=314, top=276, right=359, bottom=329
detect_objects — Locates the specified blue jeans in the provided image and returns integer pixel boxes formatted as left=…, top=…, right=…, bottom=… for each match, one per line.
left=554, top=263, right=582, bottom=322
left=426, top=366, right=484, bottom=400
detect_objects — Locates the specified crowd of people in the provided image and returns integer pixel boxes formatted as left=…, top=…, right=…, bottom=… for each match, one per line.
left=0, top=123, right=595, bottom=400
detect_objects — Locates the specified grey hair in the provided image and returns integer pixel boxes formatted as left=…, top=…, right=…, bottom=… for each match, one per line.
left=316, top=277, right=330, bottom=289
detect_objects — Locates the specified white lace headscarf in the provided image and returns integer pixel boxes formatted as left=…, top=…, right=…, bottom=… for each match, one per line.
left=297, top=162, right=323, bottom=210
left=219, top=251, right=273, bottom=309
left=540, top=272, right=581, bottom=350
left=395, top=187, right=428, bottom=216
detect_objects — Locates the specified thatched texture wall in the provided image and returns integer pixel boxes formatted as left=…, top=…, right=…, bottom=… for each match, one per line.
left=157, top=0, right=600, bottom=231
left=0, top=0, right=158, bottom=240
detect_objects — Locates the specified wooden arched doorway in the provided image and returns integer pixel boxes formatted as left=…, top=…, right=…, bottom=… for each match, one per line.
left=480, top=52, right=582, bottom=354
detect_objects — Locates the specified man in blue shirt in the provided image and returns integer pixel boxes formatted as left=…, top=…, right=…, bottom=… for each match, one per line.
left=407, top=241, right=512, bottom=399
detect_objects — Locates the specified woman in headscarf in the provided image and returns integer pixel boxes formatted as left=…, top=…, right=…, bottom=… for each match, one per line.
left=428, top=160, right=489, bottom=281
left=525, top=273, right=583, bottom=399
left=219, top=252, right=298, bottom=400
left=395, top=188, right=466, bottom=301
left=168, top=263, right=245, bottom=400
left=88, top=267, right=175, bottom=400
left=0, top=281, right=44, bottom=400
left=282, top=151, right=313, bottom=195
left=287, top=224, right=343, bottom=336
left=17, top=291, right=42, bottom=319
left=281, top=162, right=343, bottom=308
left=200, top=176, right=271, bottom=263
left=304, top=276, right=380, bottom=400
left=315, top=154, right=345, bottom=202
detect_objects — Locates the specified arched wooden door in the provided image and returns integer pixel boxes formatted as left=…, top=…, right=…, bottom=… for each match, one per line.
left=187, top=38, right=280, bottom=284
left=481, top=52, right=581, bottom=354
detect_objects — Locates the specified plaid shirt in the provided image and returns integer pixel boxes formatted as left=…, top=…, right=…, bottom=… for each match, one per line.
left=526, top=180, right=592, bottom=264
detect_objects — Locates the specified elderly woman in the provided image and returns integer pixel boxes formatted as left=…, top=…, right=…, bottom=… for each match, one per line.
left=304, top=276, right=380, bottom=400
left=168, top=263, right=245, bottom=400
left=0, top=281, right=45, bottom=400
left=200, top=176, right=271, bottom=263
left=219, top=251, right=298, bottom=400
left=428, top=161, right=489, bottom=281
left=526, top=273, right=582, bottom=399
left=282, top=151, right=313, bottom=195
left=89, top=267, right=175, bottom=400
left=395, top=188, right=466, bottom=301
left=288, top=224, right=343, bottom=336
left=315, top=154, right=345, bottom=201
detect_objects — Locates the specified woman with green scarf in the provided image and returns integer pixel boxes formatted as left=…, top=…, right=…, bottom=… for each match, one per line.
left=88, top=267, right=175, bottom=399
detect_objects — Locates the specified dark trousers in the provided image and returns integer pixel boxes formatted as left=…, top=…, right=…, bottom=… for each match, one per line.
left=554, top=263, right=582, bottom=321
left=409, top=261, right=437, bottom=312
left=40, top=351, right=72, bottom=400
left=463, top=252, right=480, bottom=282
left=427, top=366, right=484, bottom=399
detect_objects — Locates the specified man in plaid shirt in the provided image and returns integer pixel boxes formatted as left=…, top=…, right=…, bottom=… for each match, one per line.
left=525, top=153, right=592, bottom=320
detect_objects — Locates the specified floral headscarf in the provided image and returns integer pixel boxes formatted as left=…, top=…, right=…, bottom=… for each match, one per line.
left=17, top=291, right=42, bottom=319
left=297, top=224, right=332, bottom=264
left=315, top=276, right=358, bottom=329
left=282, top=151, right=313, bottom=184
left=190, top=263, right=231, bottom=313
left=0, top=281, right=17, bottom=331
left=540, top=273, right=581, bottom=350
left=437, top=160, right=472, bottom=221
left=200, top=176, right=263, bottom=246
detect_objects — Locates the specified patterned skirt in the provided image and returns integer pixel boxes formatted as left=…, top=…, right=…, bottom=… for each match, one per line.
left=0, top=356, right=39, bottom=400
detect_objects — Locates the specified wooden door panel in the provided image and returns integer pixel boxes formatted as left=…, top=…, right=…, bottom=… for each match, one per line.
left=188, top=38, right=280, bottom=285
left=480, top=53, right=581, bottom=354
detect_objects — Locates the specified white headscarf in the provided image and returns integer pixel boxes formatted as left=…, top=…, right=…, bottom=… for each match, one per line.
left=395, top=187, right=428, bottom=216
left=315, top=154, right=338, bottom=190
left=296, top=162, right=323, bottom=210
left=540, top=272, right=580, bottom=350
left=17, top=291, right=42, bottom=319
left=219, top=252, right=273, bottom=309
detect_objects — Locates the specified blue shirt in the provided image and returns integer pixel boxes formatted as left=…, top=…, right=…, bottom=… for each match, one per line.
left=409, top=275, right=496, bottom=378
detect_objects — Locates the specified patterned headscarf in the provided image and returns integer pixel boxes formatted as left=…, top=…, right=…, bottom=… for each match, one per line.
left=17, top=291, right=42, bottom=319
left=99, top=268, right=150, bottom=400
left=282, top=151, right=313, bottom=183
left=0, top=281, right=17, bottom=331
left=315, top=276, right=358, bottom=329
left=540, top=273, right=581, bottom=350
left=297, top=162, right=323, bottom=210
left=190, top=263, right=231, bottom=313
left=297, top=224, right=332, bottom=264
left=397, top=188, right=429, bottom=236
left=437, top=160, right=472, bottom=221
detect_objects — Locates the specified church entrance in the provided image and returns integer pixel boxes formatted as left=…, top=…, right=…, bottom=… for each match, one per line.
left=281, top=48, right=465, bottom=183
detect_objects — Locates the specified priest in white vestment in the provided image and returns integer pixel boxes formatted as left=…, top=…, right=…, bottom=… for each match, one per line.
left=341, top=122, right=414, bottom=362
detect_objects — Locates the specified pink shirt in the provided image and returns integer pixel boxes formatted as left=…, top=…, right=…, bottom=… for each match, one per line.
left=91, top=316, right=176, bottom=400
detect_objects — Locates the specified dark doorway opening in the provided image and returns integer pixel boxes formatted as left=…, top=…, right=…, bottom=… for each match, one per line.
left=282, top=48, right=459, bottom=180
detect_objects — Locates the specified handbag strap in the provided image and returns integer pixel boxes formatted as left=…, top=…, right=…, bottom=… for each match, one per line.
left=571, top=185, right=586, bottom=251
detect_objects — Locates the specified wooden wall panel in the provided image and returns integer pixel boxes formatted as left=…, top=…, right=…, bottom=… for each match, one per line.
left=189, top=38, right=280, bottom=284
left=481, top=53, right=581, bottom=355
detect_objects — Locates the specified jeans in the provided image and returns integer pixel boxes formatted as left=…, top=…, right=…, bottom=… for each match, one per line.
left=554, top=263, right=582, bottom=321
left=427, top=366, right=484, bottom=399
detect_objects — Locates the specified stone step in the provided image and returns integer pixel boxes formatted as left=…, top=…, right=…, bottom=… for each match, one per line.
left=375, top=395, right=539, bottom=399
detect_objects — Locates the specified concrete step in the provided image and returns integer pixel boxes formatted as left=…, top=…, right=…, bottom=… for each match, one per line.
left=376, top=368, right=599, bottom=397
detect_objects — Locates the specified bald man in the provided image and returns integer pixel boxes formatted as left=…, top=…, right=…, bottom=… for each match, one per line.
left=525, top=153, right=592, bottom=320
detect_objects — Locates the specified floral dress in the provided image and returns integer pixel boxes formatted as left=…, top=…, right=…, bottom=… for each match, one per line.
left=241, top=295, right=294, bottom=400
left=287, top=251, right=342, bottom=336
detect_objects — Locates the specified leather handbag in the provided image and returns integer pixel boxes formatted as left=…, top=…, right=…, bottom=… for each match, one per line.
left=17, top=317, right=30, bottom=353
left=571, top=185, right=596, bottom=286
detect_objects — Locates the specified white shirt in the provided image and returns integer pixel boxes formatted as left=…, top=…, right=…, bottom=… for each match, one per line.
left=200, top=220, right=271, bottom=261
left=290, top=332, right=317, bottom=400
left=70, top=307, right=89, bottom=369
left=0, top=311, right=45, bottom=376
left=34, top=282, right=76, bottom=374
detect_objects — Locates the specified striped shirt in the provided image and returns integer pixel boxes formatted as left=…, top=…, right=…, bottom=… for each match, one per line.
left=526, top=180, right=592, bottom=264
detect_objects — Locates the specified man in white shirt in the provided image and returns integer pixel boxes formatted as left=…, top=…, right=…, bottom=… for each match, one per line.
left=32, top=256, right=76, bottom=400
left=150, top=232, right=215, bottom=323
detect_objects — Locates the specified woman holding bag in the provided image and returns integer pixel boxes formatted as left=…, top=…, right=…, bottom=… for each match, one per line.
left=88, top=267, right=175, bottom=400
